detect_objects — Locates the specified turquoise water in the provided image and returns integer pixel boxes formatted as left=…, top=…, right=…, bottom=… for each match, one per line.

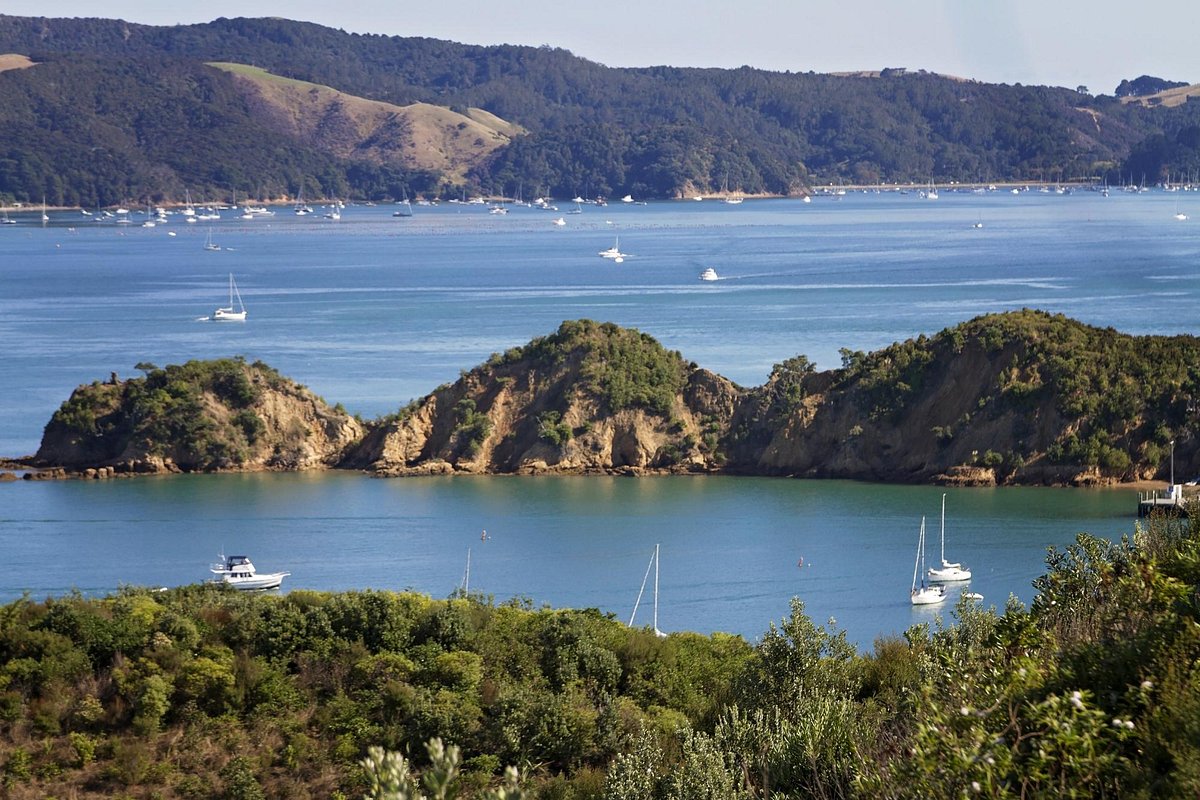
left=0, top=191, right=1193, bottom=643
left=1, top=472, right=1133, bottom=645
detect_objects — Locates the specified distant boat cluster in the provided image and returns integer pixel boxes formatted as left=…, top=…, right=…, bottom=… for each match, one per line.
left=7, top=186, right=1193, bottom=323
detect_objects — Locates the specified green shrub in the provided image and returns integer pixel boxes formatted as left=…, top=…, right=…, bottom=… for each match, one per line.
left=538, top=411, right=574, bottom=446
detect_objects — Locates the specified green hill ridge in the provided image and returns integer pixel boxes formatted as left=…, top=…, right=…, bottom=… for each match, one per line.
left=25, top=311, right=1200, bottom=486
left=0, top=15, right=1198, bottom=206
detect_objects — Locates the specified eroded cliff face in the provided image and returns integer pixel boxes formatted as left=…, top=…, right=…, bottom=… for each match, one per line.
left=341, top=339, right=742, bottom=476
left=724, top=312, right=1178, bottom=486
left=34, top=360, right=362, bottom=475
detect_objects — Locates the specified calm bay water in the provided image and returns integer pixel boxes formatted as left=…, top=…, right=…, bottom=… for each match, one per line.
left=0, top=191, right=1195, bottom=644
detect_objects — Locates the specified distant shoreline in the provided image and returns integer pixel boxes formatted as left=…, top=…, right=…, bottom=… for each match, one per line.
left=5, top=179, right=1140, bottom=213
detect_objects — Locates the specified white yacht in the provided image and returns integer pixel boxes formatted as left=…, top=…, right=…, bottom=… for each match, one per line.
left=212, top=273, right=246, bottom=321
left=699, top=267, right=719, bottom=281
left=210, top=554, right=289, bottom=590
left=927, top=493, right=971, bottom=582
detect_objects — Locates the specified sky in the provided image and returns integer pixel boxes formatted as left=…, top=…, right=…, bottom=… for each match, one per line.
left=4, top=0, right=1196, bottom=96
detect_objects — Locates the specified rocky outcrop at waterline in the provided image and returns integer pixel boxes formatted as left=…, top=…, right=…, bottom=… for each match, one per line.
left=31, top=358, right=362, bottom=475
left=339, top=320, right=742, bottom=476
left=17, top=311, right=1200, bottom=485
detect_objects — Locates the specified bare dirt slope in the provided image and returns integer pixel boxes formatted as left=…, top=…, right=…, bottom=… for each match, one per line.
left=210, top=62, right=522, bottom=184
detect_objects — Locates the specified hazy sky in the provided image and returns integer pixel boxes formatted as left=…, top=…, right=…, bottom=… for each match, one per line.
left=5, top=0, right=1196, bottom=95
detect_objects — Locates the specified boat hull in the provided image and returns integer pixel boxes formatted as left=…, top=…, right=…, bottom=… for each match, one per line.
left=928, top=566, right=972, bottom=582
left=212, top=571, right=289, bottom=590
left=910, top=588, right=946, bottom=605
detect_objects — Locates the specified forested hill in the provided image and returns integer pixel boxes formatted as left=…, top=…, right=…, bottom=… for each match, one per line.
left=27, top=311, right=1200, bottom=487
left=0, top=14, right=1198, bottom=206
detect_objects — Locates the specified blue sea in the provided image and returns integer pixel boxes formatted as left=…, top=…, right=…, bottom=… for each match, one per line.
left=1, top=190, right=1196, bottom=644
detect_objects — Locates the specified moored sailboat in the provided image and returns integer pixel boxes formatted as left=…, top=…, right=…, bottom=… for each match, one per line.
left=629, top=543, right=667, bottom=637
left=928, top=493, right=971, bottom=582
left=598, top=237, right=627, bottom=262
left=212, top=273, right=247, bottom=321
left=911, top=517, right=947, bottom=605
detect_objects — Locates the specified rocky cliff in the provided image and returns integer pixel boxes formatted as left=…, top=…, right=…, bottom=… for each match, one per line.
left=340, top=311, right=1199, bottom=484
left=726, top=310, right=1200, bottom=484
left=25, top=312, right=1200, bottom=485
left=34, top=358, right=362, bottom=475
left=341, top=320, right=741, bottom=475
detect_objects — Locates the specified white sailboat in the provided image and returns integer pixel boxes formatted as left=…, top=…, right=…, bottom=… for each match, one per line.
left=461, top=546, right=471, bottom=593
left=212, top=273, right=247, bottom=321
left=629, top=543, right=666, bottom=637
left=928, top=493, right=971, bottom=582
left=392, top=192, right=413, bottom=218
left=910, top=517, right=947, bottom=605
left=598, top=237, right=627, bottom=262
left=203, top=228, right=221, bottom=251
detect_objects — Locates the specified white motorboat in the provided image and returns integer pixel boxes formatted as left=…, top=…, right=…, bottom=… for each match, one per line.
left=699, top=267, right=719, bottom=281
left=928, top=493, right=971, bottom=582
left=210, top=553, right=289, bottom=590
left=911, top=517, right=947, bottom=605
left=212, top=273, right=246, bottom=321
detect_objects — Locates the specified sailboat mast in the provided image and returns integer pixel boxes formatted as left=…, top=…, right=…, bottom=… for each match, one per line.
left=463, top=546, right=471, bottom=593
left=630, top=548, right=655, bottom=626
left=653, top=543, right=660, bottom=632
left=940, top=493, right=946, bottom=564
left=912, top=518, right=923, bottom=593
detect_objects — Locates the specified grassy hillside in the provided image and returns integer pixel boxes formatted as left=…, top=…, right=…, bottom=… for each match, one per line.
left=209, top=62, right=521, bottom=183
left=0, top=52, right=32, bottom=72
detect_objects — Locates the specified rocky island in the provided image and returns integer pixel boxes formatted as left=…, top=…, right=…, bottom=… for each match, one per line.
left=14, top=310, right=1198, bottom=486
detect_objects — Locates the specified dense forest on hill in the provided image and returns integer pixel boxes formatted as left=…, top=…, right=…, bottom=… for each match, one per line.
left=1, top=15, right=1198, bottom=205
left=1, top=510, right=1200, bottom=798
